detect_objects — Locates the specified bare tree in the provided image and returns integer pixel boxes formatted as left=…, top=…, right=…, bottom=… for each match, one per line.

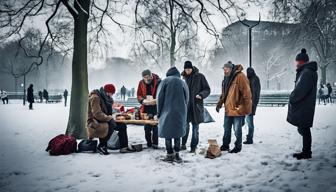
left=134, top=0, right=246, bottom=68
left=272, top=0, right=336, bottom=84
left=0, top=0, right=128, bottom=138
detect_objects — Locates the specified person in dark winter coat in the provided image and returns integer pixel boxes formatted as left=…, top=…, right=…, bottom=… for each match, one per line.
left=243, top=67, right=261, bottom=144
left=137, top=69, right=161, bottom=149
left=157, top=67, right=189, bottom=163
left=87, top=84, right=135, bottom=155
left=63, top=89, right=68, bottom=107
left=120, top=86, right=127, bottom=101
left=38, top=91, right=43, bottom=103
left=216, top=61, right=252, bottom=153
left=326, top=83, right=333, bottom=103
left=43, top=89, right=49, bottom=103
left=181, top=61, right=211, bottom=153
left=287, top=48, right=318, bottom=160
left=27, top=84, right=34, bottom=110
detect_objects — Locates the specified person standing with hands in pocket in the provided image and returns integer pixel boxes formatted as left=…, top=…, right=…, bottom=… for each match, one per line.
left=181, top=61, right=211, bottom=153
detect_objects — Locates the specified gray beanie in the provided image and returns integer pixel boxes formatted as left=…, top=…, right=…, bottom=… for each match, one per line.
left=142, top=69, right=152, bottom=77
left=223, top=61, right=234, bottom=69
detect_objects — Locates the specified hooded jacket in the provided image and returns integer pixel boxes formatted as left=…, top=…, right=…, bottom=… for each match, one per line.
left=157, top=67, right=189, bottom=139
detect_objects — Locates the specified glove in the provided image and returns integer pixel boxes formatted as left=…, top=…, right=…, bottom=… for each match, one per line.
left=216, top=104, right=221, bottom=113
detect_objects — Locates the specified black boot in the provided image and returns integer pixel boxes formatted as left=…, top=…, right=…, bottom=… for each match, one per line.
left=293, top=152, right=312, bottom=160
left=243, top=140, right=253, bottom=145
left=97, top=144, right=109, bottom=155
left=229, top=147, right=241, bottom=153
left=220, top=145, right=230, bottom=151
left=190, top=147, right=196, bottom=153
left=174, top=153, right=182, bottom=163
left=181, top=145, right=187, bottom=150
left=162, top=153, right=175, bottom=162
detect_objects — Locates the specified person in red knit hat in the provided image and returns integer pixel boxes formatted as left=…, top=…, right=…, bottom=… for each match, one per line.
left=87, top=83, right=135, bottom=155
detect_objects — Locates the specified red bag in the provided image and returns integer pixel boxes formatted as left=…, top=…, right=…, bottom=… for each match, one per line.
left=46, top=134, right=77, bottom=156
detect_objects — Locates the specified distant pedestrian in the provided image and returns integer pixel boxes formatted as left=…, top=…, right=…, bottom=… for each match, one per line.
left=63, top=89, right=68, bottom=107
left=326, top=83, right=333, bottom=103
left=27, top=84, right=34, bottom=110
left=38, top=91, right=43, bottom=103
left=131, top=87, right=135, bottom=97
left=1, top=90, right=9, bottom=104
left=43, top=89, right=49, bottom=103
left=120, top=86, right=127, bottom=101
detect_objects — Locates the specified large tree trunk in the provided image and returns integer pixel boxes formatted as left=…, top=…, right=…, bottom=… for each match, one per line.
left=170, top=32, right=176, bottom=67
left=66, top=1, right=89, bottom=139
left=320, top=65, right=327, bottom=85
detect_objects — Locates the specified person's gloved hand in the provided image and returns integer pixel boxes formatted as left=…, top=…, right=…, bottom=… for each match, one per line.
left=216, top=104, right=222, bottom=113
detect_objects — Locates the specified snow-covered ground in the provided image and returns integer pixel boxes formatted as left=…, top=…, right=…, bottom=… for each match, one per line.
left=0, top=102, right=335, bottom=192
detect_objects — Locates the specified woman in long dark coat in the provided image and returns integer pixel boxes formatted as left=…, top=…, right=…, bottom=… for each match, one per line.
left=27, top=84, right=34, bottom=110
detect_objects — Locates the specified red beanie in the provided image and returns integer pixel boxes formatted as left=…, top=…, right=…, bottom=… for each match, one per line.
left=104, top=84, right=116, bottom=94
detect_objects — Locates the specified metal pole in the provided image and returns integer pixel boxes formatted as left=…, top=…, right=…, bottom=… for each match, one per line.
left=249, top=27, right=252, bottom=68
left=23, top=74, right=26, bottom=106
left=238, top=13, right=261, bottom=68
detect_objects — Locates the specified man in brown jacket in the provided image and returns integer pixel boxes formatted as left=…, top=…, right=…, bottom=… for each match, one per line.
left=216, top=61, right=252, bottom=153
left=87, top=84, right=134, bottom=155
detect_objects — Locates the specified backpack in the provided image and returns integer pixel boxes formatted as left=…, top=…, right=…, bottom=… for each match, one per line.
left=46, top=134, right=77, bottom=156
left=77, top=139, right=98, bottom=153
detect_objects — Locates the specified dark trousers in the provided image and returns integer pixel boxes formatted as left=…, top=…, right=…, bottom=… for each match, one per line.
left=165, top=138, right=181, bottom=154
left=182, top=121, right=199, bottom=148
left=245, top=115, right=254, bottom=142
left=2, top=97, right=8, bottom=104
left=144, top=124, right=158, bottom=146
left=297, top=127, right=312, bottom=154
left=99, top=123, right=128, bottom=148
left=29, top=102, right=33, bottom=109
left=64, top=97, right=67, bottom=106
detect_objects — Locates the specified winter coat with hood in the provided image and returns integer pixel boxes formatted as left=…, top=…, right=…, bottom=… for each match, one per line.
left=217, top=64, right=252, bottom=116
left=247, top=68, right=261, bottom=115
left=87, top=88, right=114, bottom=139
left=287, top=61, right=318, bottom=128
left=182, top=66, right=211, bottom=124
left=157, top=67, right=189, bottom=139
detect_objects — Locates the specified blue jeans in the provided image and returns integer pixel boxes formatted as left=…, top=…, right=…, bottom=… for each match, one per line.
left=182, top=122, right=199, bottom=148
left=165, top=138, right=181, bottom=154
left=222, top=116, right=244, bottom=149
left=245, top=115, right=254, bottom=142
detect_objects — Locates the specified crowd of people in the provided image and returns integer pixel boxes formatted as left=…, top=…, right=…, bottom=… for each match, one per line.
left=85, top=48, right=321, bottom=162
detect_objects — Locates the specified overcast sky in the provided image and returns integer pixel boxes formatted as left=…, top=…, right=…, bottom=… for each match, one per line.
left=26, top=0, right=273, bottom=69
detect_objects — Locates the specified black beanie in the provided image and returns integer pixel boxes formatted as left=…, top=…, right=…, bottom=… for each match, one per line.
left=184, top=61, right=193, bottom=69
left=142, top=69, right=152, bottom=77
left=295, top=48, right=309, bottom=62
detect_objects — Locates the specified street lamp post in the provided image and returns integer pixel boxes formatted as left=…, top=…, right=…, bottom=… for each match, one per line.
left=238, top=14, right=261, bottom=68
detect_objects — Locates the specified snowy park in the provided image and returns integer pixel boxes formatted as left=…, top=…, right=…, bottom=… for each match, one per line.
left=1, top=0, right=336, bottom=192
left=0, top=102, right=335, bottom=192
